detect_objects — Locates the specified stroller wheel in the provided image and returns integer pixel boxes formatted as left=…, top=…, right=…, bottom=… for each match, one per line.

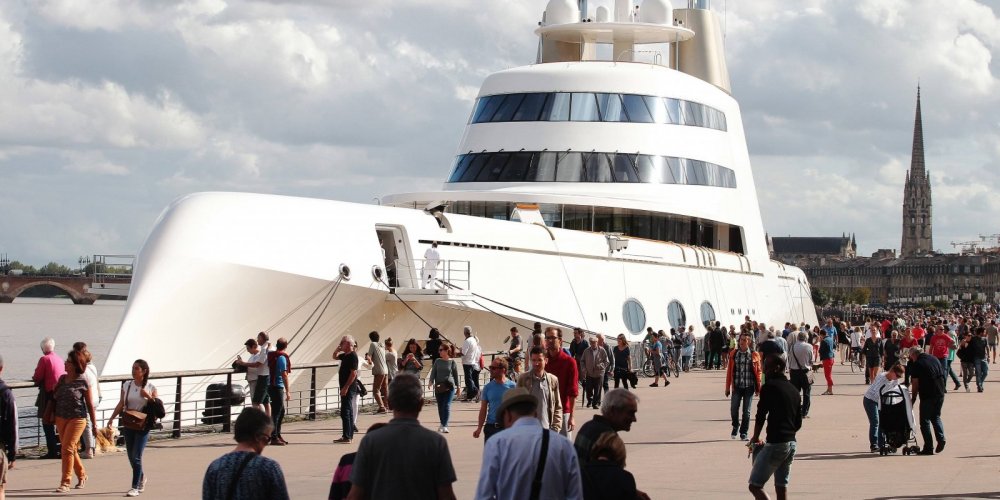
left=889, top=447, right=897, bottom=454
left=902, top=448, right=909, bottom=456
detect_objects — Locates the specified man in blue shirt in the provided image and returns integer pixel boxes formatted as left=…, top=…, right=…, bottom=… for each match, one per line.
left=473, top=358, right=515, bottom=443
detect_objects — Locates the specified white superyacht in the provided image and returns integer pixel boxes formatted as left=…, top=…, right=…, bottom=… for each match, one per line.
left=103, top=0, right=819, bottom=381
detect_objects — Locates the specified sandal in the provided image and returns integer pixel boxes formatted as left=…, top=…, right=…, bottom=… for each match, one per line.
left=75, top=476, right=88, bottom=489
left=56, top=485, right=71, bottom=493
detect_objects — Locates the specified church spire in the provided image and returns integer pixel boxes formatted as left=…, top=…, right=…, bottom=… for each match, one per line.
left=910, top=86, right=926, bottom=180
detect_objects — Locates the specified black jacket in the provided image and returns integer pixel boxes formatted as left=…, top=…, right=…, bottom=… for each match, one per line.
left=0, top=378, right=18, bottom=463
left=755, top=374, right=801, bottom=443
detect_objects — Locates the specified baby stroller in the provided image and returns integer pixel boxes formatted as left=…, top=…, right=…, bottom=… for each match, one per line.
left=877, top=384, right=921, bottom=456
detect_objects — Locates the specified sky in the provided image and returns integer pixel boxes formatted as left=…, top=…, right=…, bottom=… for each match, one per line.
left=0, top=0, right=998, bottom=267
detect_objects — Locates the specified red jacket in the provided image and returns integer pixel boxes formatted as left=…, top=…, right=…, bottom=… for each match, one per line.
left=32, top=352, right=66, bottom=393
left=545, top=349, right=579, bottom=412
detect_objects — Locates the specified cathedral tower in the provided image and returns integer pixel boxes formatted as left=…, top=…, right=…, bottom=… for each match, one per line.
left=900, top=87, right=933, bottom=257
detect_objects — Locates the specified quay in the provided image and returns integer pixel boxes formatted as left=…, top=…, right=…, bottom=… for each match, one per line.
left=5, top=363, right=999, bottom=499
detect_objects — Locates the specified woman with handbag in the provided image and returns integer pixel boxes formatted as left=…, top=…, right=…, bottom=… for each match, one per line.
left=52, top=350, right=98, bottom=493
left=427, top=343, right=460, bottom=433
left=106, top=359, right=158, bottom=497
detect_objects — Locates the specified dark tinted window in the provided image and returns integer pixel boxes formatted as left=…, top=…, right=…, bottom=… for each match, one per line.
left=470, top=92, right=726, bottom=131
left=450, top=151, right=734, bottom=188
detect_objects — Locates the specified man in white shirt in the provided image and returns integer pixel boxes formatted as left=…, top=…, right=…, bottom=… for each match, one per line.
left=236, top=338, right=271, bottom=416
left=461, top=326, right=482, bottom=401
left=474, top=388, right=582, bottom=500
left=422, top=243, right=441, bottom=288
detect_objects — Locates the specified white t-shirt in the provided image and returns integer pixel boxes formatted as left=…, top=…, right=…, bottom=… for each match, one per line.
left=461, top=336, right=481, bottom=365
left=248, top=351, right=269, bottom=380
left=850, top=330, right=862, bottom=348
left=123, top=380, right=157, bottom=411
left=84, top=363, right=101, bottom=405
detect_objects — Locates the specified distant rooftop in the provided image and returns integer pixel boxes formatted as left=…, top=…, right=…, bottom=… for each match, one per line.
left=772, top=236, right=850, bottom=255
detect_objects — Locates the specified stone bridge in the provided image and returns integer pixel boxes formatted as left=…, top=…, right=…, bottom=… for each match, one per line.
left=0, top=275, right=102, bottom=304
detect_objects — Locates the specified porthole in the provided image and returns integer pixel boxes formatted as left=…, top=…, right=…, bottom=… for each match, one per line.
left=622, top=299, right=647, bottom=334
left=667, top=300, right=686, bottom=330
left=339, top=264, right=352, bottom=281
left=701, top=301, right=717, bottom=327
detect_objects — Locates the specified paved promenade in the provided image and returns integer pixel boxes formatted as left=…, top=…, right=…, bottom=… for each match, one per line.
left=6, top=363, right=999, bottom=499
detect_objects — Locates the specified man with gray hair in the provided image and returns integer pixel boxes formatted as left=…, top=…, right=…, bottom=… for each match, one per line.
left=787, top=331, right=814, bottom=419
left=460, top=326, right=481, bottom=401
left=580, top=335, right=609, bottom=409
left=574, top=389, right=638, bottom=465
left=32, top=337, right=65, bottom=459
left=1, top=353, right=20, bottom=495
left=908, top=346, right=947, bottom=455
left=348, top=374, right=457, bottom=500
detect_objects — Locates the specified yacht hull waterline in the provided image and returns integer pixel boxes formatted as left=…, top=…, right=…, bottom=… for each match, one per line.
left=102, top=1, right=820, bottom=388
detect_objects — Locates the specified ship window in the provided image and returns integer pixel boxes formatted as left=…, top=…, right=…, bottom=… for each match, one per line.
left=612, top=154, right=640, bottom=182
left=563, top=205, right=592, bottom=231
left=622, top=94, right=653, bottom=123
left=471, top=92, right=727, bottom=131
left=528, top=151, right=558, bottom=181
left=448, top=154, right=474, bottom=182
left=555, top=152, right=583, bottom=181
left=700, top=301, right=716, bottom=327
left=498, top=152, right=532, bottom=181
left=491, top=94, right=525, bottom=122
left=462, top=153, right=490, bottom=181
left=541, top=93, right=571, bottom=121
left=513, top=93, right=548, bottom=121
left=668, top=300, right=686, bottom=330
left=584, top=152, right=614, bottom=182
left=622, top=299, right=647, bottom=334
left=570, top=93, right=599, bottom=121
left=596, top=93, right=627, bottom=122
left=478, top=152, right=511, bottom=181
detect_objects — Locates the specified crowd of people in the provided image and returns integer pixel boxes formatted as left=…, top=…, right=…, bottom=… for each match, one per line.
left=0, top=303, right=995, bottom=499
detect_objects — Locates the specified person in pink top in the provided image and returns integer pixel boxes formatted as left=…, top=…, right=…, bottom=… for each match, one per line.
left=543, top=327, right=580, bottom=438
left=32, top=337, right=66, bottom=459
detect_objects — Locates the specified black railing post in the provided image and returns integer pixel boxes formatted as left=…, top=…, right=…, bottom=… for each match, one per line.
left=173, top=376, right=182, bottom=438
left=309, top=367, right=317, bottom=420
left=222, top=373, right=232, bottom=433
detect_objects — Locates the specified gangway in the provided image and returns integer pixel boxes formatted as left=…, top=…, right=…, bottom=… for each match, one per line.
left=388, top=258, right=472, bottom=301
left=87, top=254, right=134, bottom=297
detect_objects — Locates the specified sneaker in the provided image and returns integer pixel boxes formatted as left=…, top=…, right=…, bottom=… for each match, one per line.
left=870, top=445, right=879, bottom=453
left=935, top=440, right=946, bottom=453
left=125, top=489, right=140, bottom=497
left=977, top=387, right=983, bottom=393
left=437, top=426, right=444, bottom=432
left=740, top=434, right=748, bottom=441
left=441, top=427, right=449, bottom=433
left=333, top=437, right=352, bottom=444
left=55, top=485, right=71, bottom=494
left=139, top=475, right=146, bottom=493
left=731, top=432, right=738, bottom=440
left=917, top=448, right=934, bottom=456
left=965, top=385, right=970, bottom=392
left=954, top=383, right=961, bottom=391
left=664, top=379, right=671, bottom=386
left=649, top=383, right=658, bottom=387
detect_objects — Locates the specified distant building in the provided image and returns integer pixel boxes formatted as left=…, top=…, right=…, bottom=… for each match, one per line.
left=770, top=234, right=856, bottom=266
left=778, top=90, right=1000, bottom=305
left=901, top=87, right=933, bottom=257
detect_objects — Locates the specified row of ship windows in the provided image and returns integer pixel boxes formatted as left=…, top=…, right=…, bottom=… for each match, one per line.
left=447, top=201, right=745, bottom=254
left=622, top=299, right=719, bottom=334
left=470, top=92, right=728, bottom=131
left=447, top=151, right=737, bottom=188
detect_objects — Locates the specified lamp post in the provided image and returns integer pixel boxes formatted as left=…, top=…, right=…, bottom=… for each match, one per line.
left=0, top=253, right=9, bottom=275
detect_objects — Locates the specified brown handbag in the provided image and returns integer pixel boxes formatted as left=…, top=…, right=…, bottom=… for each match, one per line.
left=123, top=409, right=148, bottom=431
left=42, top=398, right=56, bottom=425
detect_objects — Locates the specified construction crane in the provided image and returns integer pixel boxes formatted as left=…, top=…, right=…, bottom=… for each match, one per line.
left=950, top=240, right=981, bottom=255
left=979, top=234, right=1000, bottom=247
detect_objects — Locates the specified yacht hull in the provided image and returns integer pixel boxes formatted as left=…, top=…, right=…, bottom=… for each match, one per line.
left=103, top=191, right=817, bottom=380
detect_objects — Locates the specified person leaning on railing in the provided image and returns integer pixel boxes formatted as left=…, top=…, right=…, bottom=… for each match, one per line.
left=106, top=359, right=158, bottom=497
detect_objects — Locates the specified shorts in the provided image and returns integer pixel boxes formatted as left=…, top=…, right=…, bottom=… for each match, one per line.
left=749, top=441, right=796, bottom=488
left=253, top=375, right=271, bottom=405
left=0, top=449, right=7, bottom=486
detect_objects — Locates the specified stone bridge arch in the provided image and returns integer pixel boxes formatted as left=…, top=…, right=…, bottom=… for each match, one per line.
left=0, top=278, right=98, bottom=304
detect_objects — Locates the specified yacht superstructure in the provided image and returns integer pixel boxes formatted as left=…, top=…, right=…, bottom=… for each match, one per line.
left=102, top=0, right=818, bottom=383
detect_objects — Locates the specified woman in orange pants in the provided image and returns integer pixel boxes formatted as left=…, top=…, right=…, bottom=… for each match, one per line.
left=52, top=350, right=98, bottom=493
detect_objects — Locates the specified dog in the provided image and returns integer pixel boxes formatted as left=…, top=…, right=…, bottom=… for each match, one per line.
left=627, top=371, right=639, bottom=389
left=95, top=426, right=119, bottom=454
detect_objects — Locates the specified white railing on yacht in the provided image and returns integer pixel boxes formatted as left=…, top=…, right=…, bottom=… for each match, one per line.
left=393, top=258, right=470, bottom=290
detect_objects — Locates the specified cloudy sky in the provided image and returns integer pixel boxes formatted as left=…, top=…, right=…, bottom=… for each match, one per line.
left=1, top=0, right=998, bottom=267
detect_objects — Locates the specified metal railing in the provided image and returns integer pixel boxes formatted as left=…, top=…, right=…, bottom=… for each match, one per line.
left=8, top=353, right=505, bottom=452
left=394, top=258, right=470, bottom=289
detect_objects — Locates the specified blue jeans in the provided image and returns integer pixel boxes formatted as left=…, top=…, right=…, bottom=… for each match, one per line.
left=862, top=397, right=883, bottom=447
left=944, top=359, right=960, bottom=386
left=976, top=359, right=988, bottom=390
left=268, top=386, right=286, bottom=439
left=749, top=441, right=796, bottom=488
left=435, top=389, right=454, bottom=426
left=730, top=386, right=754, bottom=436
left=340, top=384, right=356, bottom=440
left=122, top=428, right=150, bottom=489
left=462, top=364, right=480, bottom=398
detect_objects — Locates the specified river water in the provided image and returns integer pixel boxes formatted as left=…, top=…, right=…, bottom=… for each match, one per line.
left=0, top=298, right=123, bottom=380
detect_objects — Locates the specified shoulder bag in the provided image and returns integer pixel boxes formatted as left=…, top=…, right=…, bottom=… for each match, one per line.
left=122, top=382, right=149, bottom=431
left=225, top=453, right=256, bottom=500
left=434, top=359, right=455, bottom=394
left=529, top=429, right=550, bottom=500
left=793, top=348, right=814, bottom=385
